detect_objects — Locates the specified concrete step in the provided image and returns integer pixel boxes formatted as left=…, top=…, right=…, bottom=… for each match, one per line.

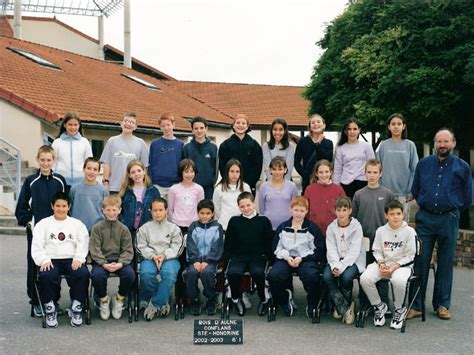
left=0, top=226, right=25, bottom=235
left=0, top=216, right=18, bottom=227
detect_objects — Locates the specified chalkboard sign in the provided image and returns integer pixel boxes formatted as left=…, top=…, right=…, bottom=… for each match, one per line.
left=193, top=319, right=243, bottom=345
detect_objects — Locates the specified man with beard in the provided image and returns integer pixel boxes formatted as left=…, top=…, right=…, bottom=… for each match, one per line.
left=407, top=128, right=472, bottom=320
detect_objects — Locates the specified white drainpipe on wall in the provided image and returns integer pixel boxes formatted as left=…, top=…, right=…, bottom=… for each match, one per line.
left=13, top=0, right=22, bottom=39
left=124, top=0, right=132, bottom=68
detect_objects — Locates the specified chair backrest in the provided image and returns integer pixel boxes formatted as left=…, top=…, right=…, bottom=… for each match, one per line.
left=361, top=237, right=371, bottom=252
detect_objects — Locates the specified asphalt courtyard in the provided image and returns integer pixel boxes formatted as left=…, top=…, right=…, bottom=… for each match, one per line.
left=1, top=233, right=473, bottom=355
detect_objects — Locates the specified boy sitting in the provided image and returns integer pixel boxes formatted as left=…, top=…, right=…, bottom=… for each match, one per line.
left=224, top=192, right=273, bottom=316
left=184, top=199, right=224, bottom=316
left=137, top=198, right=184, bottom=321
left=90, top=195, right=135, bottom=320
left=360, top=200, right=416, bottom=330
left=31, top=192, right=89, bottom=328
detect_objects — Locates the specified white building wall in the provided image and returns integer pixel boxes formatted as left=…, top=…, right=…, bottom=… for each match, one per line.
left=0, top=100, right=44, bottom=165
left=7, top=19, right=101, bottom=59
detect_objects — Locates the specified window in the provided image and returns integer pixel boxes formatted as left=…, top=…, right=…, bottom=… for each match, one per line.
left=121, top=73, right=160, bottom=91
left=7, top=47, right=62, bottom=70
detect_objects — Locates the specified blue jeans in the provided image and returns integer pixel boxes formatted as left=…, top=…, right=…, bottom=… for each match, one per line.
left=413, top=209, right=460, bottom=311
left=184, top=263, right=217, bottom=301
left=140, top=259, right=180, bottom=308
left=323, top=264, right=358, bottom=314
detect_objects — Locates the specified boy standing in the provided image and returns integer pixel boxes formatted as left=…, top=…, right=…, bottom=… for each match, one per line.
left=352, top=159, right=395, bottom=247
left=184, top=199, right=224, bottom=316
left=100, top=112, right=149, bottom=193
left=90, top=195, right=135, bottom=320
left=360, top=200, right=416, bottom=330
left=183, top=116, right=218, bottom=200
left=137, top=198, right=184, bottom=321
left=69, top=157, right=108, bottom=233
left=148, top=112, right=184, bottom=199
left=31, top=192, right=90, bottom=328
left=224, top=192, right=273, bottom=316
left=15, top=145, right=67, bottom=315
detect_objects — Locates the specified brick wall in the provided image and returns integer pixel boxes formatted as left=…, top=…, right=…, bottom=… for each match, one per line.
left=456, top=229, right=474, bottom=269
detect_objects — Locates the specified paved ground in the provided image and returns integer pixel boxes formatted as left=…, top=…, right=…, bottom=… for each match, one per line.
left=1, top=233, right=473, bottom=355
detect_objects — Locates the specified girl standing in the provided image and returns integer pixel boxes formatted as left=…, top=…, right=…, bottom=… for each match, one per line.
left=377, top=113, right=418, bottom=220
left=333, top=118, right=375, bottom=198
left=294, top=114, right=333, bottom=193
left=167, top=159, right=205, bottom=233
left=52, top=112, right=92, bottom=186
left=213, top=159, right=251, bottom=231
left=262, top=118, right=295, bottom=181
left=119, top=160, right=160, bottom=237
left=304, top=160, right=346, bottom=237
left=258, top=157, right=298, bottom=231
left=218, top=114, right=262, bottom=195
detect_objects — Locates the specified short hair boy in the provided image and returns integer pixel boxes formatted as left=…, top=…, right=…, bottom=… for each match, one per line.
left=224, top=192, right=273, bottom=316
left=137, top=198, right=184, bottom=321
left=360, top=200, right=416, bottom=330
left=352, top=159, right=396, bottom=246
left=90, top=195, right=135, bottom=320
left=148, top=112, right=184, bottom=199
left=69, top=157, right=108, bottom=233
left=15, top=145, right=67, bottom=314
left=184, top=199, right=224, bottom=316
left=31, top=192, right=90, bottom=328
left=323, top=196, right=365, bottom=324
left=183, top=116, right=218, bottom=199
left=100, top=112, right=149, bottom=193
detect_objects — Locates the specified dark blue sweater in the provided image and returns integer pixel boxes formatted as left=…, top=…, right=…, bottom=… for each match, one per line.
left=148, top=137, right=184, bottom=187
left=183, top=137, right=218, bottom=188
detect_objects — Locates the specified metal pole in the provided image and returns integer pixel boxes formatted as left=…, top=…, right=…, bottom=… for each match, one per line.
left=16, top=151, right=21, bottom=197
left=98, top=15, right=105, bottom=60
left=124, top=0, right=132, bottom=68
left=14, top=0, right=22, bottom=39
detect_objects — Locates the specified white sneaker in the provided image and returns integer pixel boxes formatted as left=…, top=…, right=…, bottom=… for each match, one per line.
left=390, top=307, right=407, bottom=330
left=159, top=303, right=171, bottom=317
left=144, top=301, right=158, bottom=321
left=111, top=294, right=124, bottom=320
left=343, top=302, right=355, bottom=325
left=68, top=300, right=83, bottom=327
left=45, top=301, right=58, bottom=328
left=99, top=296, right=110, bottom=320
left=374, top=302, right=388, bottom=327
left=242, top=292, right=252, bottom=309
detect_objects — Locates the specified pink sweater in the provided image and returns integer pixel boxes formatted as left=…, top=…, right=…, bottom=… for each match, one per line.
left=168, top=182, right=204, bottom=228
left=304, top=182, right=346, bottom=236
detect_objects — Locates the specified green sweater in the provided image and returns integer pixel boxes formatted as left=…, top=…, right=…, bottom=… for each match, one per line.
left=90, top=219, right=134, bottom=266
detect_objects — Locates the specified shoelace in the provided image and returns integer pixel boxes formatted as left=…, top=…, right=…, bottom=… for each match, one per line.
left=374, top=306, right=384, bottom=319
left=393, top=308, right=405, bottom=322
left=46, top=312, right=55, bottom=322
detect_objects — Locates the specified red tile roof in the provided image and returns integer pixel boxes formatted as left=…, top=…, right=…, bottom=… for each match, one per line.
left=167, top=81, right=310, bottom=128
left=5, top=15, right=176, bottom=81
left=0, top=17, right=14, bottom=37
left=0, top=36, right=233, bottom=131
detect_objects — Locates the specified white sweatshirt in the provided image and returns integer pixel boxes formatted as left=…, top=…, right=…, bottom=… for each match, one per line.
left=52, top=135, right=92, bottom=181
left=31, top=215, right=89, bottom=266
left=212, top=182, right=251, bottom=230
left=372, top=221, right=416, bottom=267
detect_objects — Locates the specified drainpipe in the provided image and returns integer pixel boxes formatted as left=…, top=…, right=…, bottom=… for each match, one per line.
left=14, top=0, right=22, bottom=39
left=124, top=0, right=131, bottom=68
left=98, top=15, right=105, bottom=60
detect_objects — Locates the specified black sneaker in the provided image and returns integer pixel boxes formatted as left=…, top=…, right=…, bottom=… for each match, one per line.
left=257, top=300, right=268, bottom=316
left=232, top=298, right=245, bottom=316
left=191, top=299, right=201, bottom=316
left=206, top=299, right=217, bottom=316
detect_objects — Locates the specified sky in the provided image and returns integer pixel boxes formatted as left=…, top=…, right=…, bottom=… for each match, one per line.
left=51, top=0, right=349, bottom=86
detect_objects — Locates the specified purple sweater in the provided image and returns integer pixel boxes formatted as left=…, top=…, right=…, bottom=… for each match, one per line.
left=334, top=141, right=375, bottom=185
left=258, top=180, right=298, bottom=230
